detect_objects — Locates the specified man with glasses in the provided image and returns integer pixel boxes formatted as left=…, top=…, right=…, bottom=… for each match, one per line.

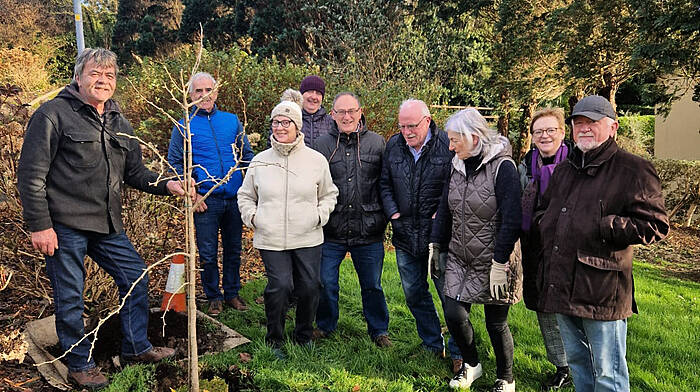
left=168, top=72, right=255, bottom=317
left=536, top=95, right=668, bottom=392
left=379, top=99, right=461, bottom=371
left=313, top=92, right=392, bottom=347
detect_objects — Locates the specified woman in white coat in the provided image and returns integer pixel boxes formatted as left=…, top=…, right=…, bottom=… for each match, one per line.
left=238, top=90, right=338, bottom=352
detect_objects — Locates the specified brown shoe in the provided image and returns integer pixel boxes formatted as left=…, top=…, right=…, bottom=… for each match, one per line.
left=208, top=300, right=223, bottom=316
left=225, top=296, right=248, bottom=311
left=68, top=367, right=108, bottom=390
left=123, top=346, right=176, bottom=364
left=452, top=358, right=463, bottom=375
left=311, top=328, right=328, bottom=340
left=373, top=335, right=392, bottom=348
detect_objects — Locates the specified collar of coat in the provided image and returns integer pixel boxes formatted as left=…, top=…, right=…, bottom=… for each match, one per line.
left=567, top=137, right=618, bottom=175
left=271, top=132, right=305, bottom=156
left=61, top=81, right=122, bottom=115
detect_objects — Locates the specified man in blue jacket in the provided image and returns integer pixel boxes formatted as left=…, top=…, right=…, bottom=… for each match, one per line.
left=379, top=99, right=462, bottom=372
left=168, top=72, right=255, bottom=316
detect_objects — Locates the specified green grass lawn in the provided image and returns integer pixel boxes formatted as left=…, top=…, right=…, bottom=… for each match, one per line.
left=108, top=253, right=700, bottom=391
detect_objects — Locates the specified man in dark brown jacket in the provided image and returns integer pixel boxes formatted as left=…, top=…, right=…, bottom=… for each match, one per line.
left=536, top=95, right=668, bottom=392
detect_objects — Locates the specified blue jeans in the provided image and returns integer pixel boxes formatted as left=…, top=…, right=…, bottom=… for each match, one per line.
left=395, top=248, right=460, bottom=358
left=556, top=314, right=629, bottom=392
left=46, top=223, right=152, bottom=372
left=316, top=241, right=389, bottom=339
left=194, top=195, right=243, bottom=301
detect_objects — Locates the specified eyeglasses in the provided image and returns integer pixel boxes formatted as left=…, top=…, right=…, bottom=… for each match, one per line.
left=398, top=116, right=427, bottom=131
left=333, top=108, right=360, bottom=117
left=532, top=127, right=560, bottom=137
left=271, top=119, right=292, bottom=128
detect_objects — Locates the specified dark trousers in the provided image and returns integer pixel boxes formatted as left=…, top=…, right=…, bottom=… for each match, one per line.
left=260, top=245, right=322, bottom=346
left=444, top=297, right=514, bottom=382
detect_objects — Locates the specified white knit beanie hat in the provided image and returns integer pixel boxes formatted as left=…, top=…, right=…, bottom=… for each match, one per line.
left=270, top=89, right=303, bottom=130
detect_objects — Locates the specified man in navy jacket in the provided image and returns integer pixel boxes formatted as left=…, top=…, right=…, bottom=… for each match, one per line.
left=168, top=72, right=254, bottom=316
left=379, top=99, right=461, bottom=371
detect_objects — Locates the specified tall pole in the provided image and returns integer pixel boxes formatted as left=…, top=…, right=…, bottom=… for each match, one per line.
left=73, top=0, right=85, bottom=53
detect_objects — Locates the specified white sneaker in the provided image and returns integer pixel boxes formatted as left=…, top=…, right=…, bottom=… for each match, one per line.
left=491, top=378, right=515, bottom=392
left=448, top=362, right=483, bottom=389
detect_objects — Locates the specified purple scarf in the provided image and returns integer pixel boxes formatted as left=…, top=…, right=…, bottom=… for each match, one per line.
left=532, top=144, right=568, bottom=196
left=521, top=143, right=568, bottom=232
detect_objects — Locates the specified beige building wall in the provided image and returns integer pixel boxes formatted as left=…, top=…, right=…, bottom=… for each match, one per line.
left=655, top=80, right=700, bottom=160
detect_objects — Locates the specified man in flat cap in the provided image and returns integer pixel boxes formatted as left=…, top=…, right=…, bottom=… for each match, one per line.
left=535, top=95, right=669, bottom=392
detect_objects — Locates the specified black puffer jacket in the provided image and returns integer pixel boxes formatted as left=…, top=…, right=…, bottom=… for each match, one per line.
left=379, top=122, right=452, bottom=256
left=314, top=117, right=387, bottom=246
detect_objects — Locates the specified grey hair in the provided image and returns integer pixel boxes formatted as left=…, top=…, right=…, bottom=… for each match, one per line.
left=444, top=108, right=506, bottom=157
left=602, top=116, right=618, bottom=128
left=188, top=72, right=217, bottom=93
left=73, top=48, right=118, bottom=81
left=399, top=99, right=430, bottom=117
left=332, top=91, right=361, bottom=108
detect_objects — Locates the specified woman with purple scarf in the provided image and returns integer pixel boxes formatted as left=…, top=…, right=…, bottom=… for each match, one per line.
left=517, top=107, right=573, bottom=391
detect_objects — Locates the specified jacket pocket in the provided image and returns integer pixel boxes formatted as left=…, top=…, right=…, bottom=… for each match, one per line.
left=571, top=249, right=620, bottom=307
left=62, top=131, right=101, bottom=167
left=108, top=134, right=134, bottom=174
left=361, top=202, right=386, bottom=237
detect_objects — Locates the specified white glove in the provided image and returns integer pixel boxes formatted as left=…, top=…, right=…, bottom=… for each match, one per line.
left=428, top=243, right=440, bottom=279
left=489, top=260, right=508, bottom=300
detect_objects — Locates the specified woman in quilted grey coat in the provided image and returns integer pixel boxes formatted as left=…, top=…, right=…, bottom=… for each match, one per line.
left=430, top=108, right=522, bottom=392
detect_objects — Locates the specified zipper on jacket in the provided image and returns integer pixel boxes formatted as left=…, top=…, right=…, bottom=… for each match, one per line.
left=208, top=115, right=225, bottom=176
left=283, top=154, right=289, bottom=249
left=455, top=170, right=470, bottom=299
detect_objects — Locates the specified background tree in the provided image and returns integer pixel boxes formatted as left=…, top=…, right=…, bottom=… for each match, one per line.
left=83, top=0, right=118, bottom=49
left=548, top=0, right=647, bottom=110
left=489, top=0, right=570, bottom=158
left=632, top=0, right=700, bottom=108
left=113, top=0, right=184, bottom=59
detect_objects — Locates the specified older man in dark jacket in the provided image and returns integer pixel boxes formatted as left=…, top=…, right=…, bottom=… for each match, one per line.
left=17, top=48, right=185, bottom=389
left=536, top=95, right=669, bottom=392
left=313, top=92, right=391, bottom=347
left=379, top=99, right=462, bottom=370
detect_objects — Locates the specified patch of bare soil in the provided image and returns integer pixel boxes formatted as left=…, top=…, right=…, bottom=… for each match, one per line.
left=635, top=223, right=700, bottom=282
left=43, top=311, right=228, bottom=374
left=0, top=309, right=252, bottom=391
left=0, top=239, right=265, bottom=391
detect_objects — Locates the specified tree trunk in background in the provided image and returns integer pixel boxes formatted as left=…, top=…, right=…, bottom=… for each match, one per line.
left=599, top=76, right=619, bottom=113
left=518, top=100, right=537, bottom=161
left=497, top=90, right=510, bottom=138
left=568, top=88, right=584, bottom=116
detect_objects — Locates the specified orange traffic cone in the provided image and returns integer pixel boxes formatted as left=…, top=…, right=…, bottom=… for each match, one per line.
left=161, top=253, right=186, bottom=312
